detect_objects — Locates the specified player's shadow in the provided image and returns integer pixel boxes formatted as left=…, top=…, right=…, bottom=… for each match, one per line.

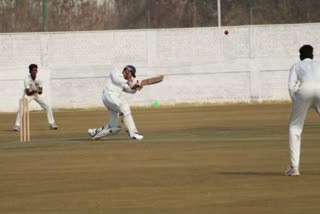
left=217, top=171, right=280, bottom=176
left=2, top=129, right=18, bottom=132
left=67, top=137, right=126, bottom=142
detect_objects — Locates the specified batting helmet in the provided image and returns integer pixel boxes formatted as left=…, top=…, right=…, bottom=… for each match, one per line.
left=124, top=65, right=136, bottom=78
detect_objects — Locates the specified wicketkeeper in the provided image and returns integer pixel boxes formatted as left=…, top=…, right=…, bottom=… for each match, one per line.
left=88, top=65, right=143, bottom=140
left=14, top=64, right=58, bottom=131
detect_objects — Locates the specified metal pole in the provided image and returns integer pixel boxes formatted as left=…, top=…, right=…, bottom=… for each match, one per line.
left=146, top=0, right=151, bottom=28
left=250, top=7, right=253, bottom=25
left=42, top=0, right=47, bottom=31
left=217, top=0, right=221, bottom=27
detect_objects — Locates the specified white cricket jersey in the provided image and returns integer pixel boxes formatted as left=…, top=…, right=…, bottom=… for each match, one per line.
left=103, top=69, right=135, bottom=98
left=288, top=58, right=320, bottom=98
left=24, top=75, right=42, bottom=96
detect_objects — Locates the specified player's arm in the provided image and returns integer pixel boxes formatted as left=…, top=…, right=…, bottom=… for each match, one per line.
left=288, top=64, right=298, bottom=101
left=123, top=78, right=137, bottom=93
left=123, top=84, right=137, bottom=94
left=37, top=87, right=43, bottom=95
left=110, top=70, right=128, bottom=85
left=36, top=80, right=43, bottom=95
left=24, top=79, right=38, bottom=96
left=124, top=79, right=143, bottom=93
left=25, top=89, right=38, bottom=96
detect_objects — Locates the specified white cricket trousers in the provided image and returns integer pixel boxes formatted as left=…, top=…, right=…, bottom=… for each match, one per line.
left=289, top=86, right=320, bottom=167
left=102, top=92, right=138, bottom=137
left=15, top=95, right=55, bottom=126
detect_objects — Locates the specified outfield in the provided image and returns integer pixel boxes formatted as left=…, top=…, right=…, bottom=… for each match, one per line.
left=0, top=103, right=320, bottom=213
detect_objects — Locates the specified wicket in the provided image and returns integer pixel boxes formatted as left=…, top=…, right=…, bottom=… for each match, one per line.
left=19, top=98, right=30, bottom=142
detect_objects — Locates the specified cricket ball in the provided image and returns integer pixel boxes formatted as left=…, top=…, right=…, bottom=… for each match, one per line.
left=224, top=30, right=229, bottom=35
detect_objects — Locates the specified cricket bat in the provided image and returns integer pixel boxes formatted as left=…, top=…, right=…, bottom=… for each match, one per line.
left=140, top=75, right=164, bottom=86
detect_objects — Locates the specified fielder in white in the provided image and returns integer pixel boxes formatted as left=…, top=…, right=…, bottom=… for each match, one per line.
left=88, top=65, right=143, bottom=140
left=14, top=64, right=58, bottom=131
left=285, top=45, right=320, bottom=176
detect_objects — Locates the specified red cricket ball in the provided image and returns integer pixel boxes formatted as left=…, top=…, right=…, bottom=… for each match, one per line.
left=224, top=30, right=229, bottom=35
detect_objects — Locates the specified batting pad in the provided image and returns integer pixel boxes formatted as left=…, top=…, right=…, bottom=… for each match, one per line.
left=123, top=114, right=138, bottom=137
left=91, top=128, right=111, bottom=140
left=109, top=126, right=122, bottom=134
left=120, top=103, right=138, bottom=137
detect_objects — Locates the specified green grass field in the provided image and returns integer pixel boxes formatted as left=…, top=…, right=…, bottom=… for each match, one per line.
left=0, top=103, right=320, bottom=214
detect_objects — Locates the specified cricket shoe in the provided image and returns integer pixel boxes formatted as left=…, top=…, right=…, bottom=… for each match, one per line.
left=128, top=133, right=144, bottom=140
left=88, top=127, right=103, bottom=137
left=284, top=166, right=300, bottom=176
left=49, top=124, right=58, bottom=130
left=88, top=128, right=98, bottom=137
left=13, top=125, right=20, bottom=132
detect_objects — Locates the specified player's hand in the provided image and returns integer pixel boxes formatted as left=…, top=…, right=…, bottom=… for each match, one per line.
left=30, top=88, right=38, bottom=94
left=128, top=79, right=140, bottom=90
left=127, top=78, right=135, bottom=89
left=37, top=87, right=43, bottom=95
left=133, top=80, right=143, bottom=90
left=137, top=85, right=143, bottom=91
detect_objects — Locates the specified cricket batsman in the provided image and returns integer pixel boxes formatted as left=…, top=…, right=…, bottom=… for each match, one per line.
left=88, top=65, right=143, bottom=140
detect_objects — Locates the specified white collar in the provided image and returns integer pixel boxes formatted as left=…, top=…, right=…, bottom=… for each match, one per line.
left=29, top=74, right=38, bottom=81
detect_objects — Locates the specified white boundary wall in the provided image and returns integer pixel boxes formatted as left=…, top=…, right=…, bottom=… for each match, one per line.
left=1, top=23, right=320, bottom=112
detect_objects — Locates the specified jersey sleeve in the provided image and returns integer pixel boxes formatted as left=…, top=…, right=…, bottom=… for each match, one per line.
left=123, top=84, right=137, bottom=94
left=110, top=69, right=128, bottom=85
left=37, top=79, right=43, bottom=88
left=24, top=78, right=30, bottom=90
left=288, top=64, right=298, bottom=100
